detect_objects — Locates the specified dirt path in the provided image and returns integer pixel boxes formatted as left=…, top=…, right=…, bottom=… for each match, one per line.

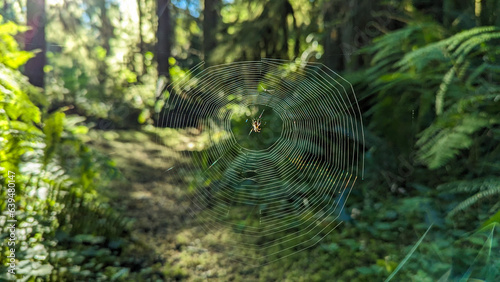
left=88, top=129, right=258, bottom=281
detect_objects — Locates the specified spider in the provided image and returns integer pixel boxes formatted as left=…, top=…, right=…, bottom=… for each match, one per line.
left=248, top=109, right=266, bottom=136
left=249, top=118, right=262, bottom=135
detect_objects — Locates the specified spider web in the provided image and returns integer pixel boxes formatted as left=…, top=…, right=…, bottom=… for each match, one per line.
left=158, top=58, right=364, bottom=266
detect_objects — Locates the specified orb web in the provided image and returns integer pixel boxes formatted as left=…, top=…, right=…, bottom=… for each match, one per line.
left=158, top=58, right=364, bottom=265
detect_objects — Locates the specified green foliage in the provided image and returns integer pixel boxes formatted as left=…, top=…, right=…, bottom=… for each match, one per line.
left=438, top=178, right=500, bottom=217
left=43, top=0, right=154, bottom=126
left=417, top=112, right=493, bottom=169
left=43, top=111, right=65, bottom=165
left=358, top=25, right=500, bottom=169
left=0, top=18, right=42, bottom=181
left=0, top=18, right=152, bottom=280
left=408, top=27, right=500, bottom=169
left=2, top=0, right=499, bottom=280
left=346, top=9, right=500, bottom=280
left=215, top=0, right=320, bottom=63
left=385, top=224, right=433, bottom=281
left=0, top=17, right=33, bottom=69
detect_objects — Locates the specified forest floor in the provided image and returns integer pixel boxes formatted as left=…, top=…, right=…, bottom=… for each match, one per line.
left=88, top=128, right=259, bottom=281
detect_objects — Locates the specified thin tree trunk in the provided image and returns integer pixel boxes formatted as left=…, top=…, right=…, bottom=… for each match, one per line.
left=100, top=0, right=112, bottom=54
left=322, top=1, right=343, bottom=70
left=157, top=0, right=171, bottom=79
left=443, top=0, right=455, bottom=27
left=203, top=0, right=219, bottom=64
left=137, top=0, right=146, bottom=76
left=98, top=0, right=112, bottom=85
left=341, top=0, right=355, bottom=71
left=281, top=0, right=290, bottom=59
left=25, top=0, right=46, bottom=89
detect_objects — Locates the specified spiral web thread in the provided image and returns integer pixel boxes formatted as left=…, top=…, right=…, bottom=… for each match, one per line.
left=159, top=58, right=364, bottom=265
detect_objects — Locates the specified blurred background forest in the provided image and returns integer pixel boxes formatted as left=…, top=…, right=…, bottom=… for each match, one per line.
left=1, top=0, right=500, bottom=280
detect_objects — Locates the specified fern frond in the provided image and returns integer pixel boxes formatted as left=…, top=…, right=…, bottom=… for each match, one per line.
left=394, top=41, right=448, bottom=72
left=395, top=27, right=500, bottom=73
left=466, top=63, right=500, bottom=87
left=437, top=177, right=500, bottom=194
left=416, top=114, right=491, bottom=169
left=435, top=67, right=455, bottom=115
left=451, top=31, right=500, bottom=60
left=366, top=23, right=442, bottom=65
left=445, top=26, right=498, bottom=50
left=417, top=129, right=472, bottom=169
left=449, top=186, right=500, bottom=217
left=456, top=93, right=500, bottom=112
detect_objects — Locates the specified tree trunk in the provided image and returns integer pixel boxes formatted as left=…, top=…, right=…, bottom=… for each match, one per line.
left=98, top=0, right=113, bottom=85
left=340, top=0, right=355, bottom=71
left=25, top=0, right=46, bottom=89
left=443, top=0, right=455, bottom=27
left=137, top=0, right=146, bottom=76
left=322, top=1, right=343, bottom=70
left=157, top=0, right=172, bottom=79
left=203, top=0, right=219, bottom=64
left=99, top=0, right=112, bottom=55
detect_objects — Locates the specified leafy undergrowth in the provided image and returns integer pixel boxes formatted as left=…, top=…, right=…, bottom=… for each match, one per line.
left=0, top=18, right=161, bottom=281
left=89, top=128, right=393, bottom=281
left=89, top=127, right=500, bottom=281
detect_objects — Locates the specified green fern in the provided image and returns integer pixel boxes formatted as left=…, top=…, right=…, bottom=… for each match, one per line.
left=445, top=26, right=498, bottom=51
left=449, top=186, right=500, bottom=217
left=416, top=89, right=500, bottom=169
left=359, top=21, right=500, bottom=171
left=351, top=12, right=500, bottom=282
left=364, top=23, right=444, bottom=65
left=0, top=17, right=137, bottom=280
left=392, top=27, right=499, bottom=71
left=438, top=177, right=500, bottom=194
left=451, top=31, right=500, bottom=59
left=436, top=178, right=500, bottom=217
left=435, top=67, right=455, bottom=115
left=410, top=27, right=500, bottom=169
left=394, top=40, right=448, bottom=72
left=416, top=113, right=493, bottom=169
